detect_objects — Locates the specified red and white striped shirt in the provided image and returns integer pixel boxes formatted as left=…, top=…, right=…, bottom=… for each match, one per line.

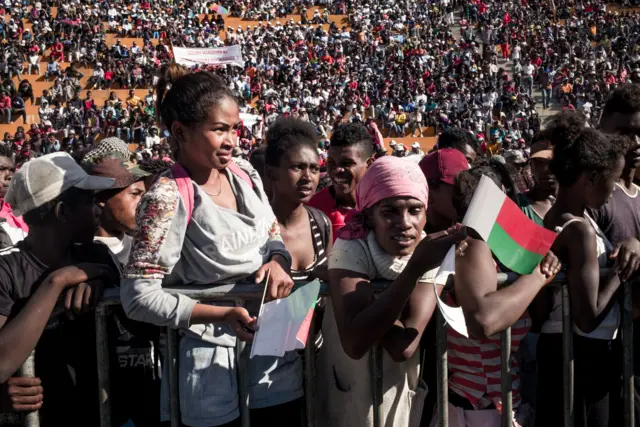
left=446, top=295, right=531, bottom=410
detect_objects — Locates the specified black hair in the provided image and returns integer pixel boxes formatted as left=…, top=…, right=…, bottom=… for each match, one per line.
left=156, top=63, right=237, bottom=133
left=138, top=159, right=172, bottom=175
left=249, top=145, right=267, bottom=180
left=265, top=117, right=319, bottom=167
left=0, top=144, right=13, bottom=161
left=602, top=84, right=640, bottom=119
left=453, top=158, right=518, bottom=219
left=23, top=187, right=92, bottom=226
left=546, top=111, right=624, bottom=187
left=437, top=127, right=479, bottom=152
left=329, top=123, right=374, bottom=159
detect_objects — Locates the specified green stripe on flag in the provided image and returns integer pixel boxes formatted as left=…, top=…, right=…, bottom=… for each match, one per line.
left=487, top=223, right=545, bottom=274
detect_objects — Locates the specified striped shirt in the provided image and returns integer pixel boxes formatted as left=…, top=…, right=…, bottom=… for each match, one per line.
left=291, top=211, right=327, bottom=281
left=446, top=295, right=531, bottom=410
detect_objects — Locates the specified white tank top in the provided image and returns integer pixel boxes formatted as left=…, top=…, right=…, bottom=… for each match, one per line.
left=540, top=213, right=620, bottom=340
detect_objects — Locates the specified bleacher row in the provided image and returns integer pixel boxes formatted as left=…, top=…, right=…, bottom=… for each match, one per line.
left=0, top=6, right=439, bottom=150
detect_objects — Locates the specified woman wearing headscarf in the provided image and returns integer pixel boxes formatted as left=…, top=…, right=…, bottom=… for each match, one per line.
left=318, top=156, right=465, bottom=427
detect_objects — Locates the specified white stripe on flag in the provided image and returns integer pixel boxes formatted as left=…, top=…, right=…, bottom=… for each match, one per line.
left=462, top=175, right=506, bottom=241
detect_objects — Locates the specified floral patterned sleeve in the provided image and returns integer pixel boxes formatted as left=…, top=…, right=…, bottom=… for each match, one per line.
left=120, top=174, right=197, bottom=329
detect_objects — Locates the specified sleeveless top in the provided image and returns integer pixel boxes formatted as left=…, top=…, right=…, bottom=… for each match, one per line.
left=290, top=207, right=328, bottom=281
left=540, top=213, right=620, bottom=340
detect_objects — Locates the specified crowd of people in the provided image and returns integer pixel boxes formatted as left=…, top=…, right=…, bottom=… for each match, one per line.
left=0, top=0, right=637, bottom=166
left=0, top=0, right=639, bottom=427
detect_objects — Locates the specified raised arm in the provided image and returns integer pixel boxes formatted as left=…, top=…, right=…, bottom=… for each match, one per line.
left=455, top=238, right=559, bottom=339
left=330, top=233, right=462, bottom=361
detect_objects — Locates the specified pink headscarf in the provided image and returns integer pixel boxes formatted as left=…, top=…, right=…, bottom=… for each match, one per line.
left=338, top=156, right=429, bottom=240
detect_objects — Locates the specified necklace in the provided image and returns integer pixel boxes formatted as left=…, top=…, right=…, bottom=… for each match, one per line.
left=202, top=176, right=223, bottom=197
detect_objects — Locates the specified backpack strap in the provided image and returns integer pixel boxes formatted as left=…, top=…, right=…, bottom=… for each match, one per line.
left=227, top=161, right=254, bottom=189
left=171, top=163, right=194, bottom=223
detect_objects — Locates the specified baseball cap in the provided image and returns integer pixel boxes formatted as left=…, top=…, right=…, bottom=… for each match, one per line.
left=6, top=152, right=115, bottom=216
left=530, top=140, right=553, bottom=159
left=86, top=156, right=150, bottom=191
left=419, top=148, right=469, bottom=185
left=412, top=142, right=420, bottom=149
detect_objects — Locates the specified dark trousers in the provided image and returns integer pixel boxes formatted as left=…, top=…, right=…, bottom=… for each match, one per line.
left=536, top=333, right=622, bottom=427
left=164, top=398, right=304, bottom=427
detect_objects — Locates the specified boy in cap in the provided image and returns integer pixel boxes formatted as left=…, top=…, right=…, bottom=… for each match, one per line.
left=0, top=153, right=118, bottom=426
left=82, top=140, right=160, bottom=426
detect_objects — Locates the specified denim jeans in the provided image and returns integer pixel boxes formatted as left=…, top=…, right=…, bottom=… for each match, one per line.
left=160, top=335, right=303, bottom=427
left=542, top=88, right=552, bottom=108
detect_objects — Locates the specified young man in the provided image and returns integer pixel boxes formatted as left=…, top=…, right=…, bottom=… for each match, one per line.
left=589, top=84, right=640, bottom=424
left=82, top=139, right=160, bottom=426
left=435, top=126, right=478, bottom=165
left=308, top=123, right=373, bottom=240
left=82, top=138, right=150, bottom=263
left=0, top=153, right=118, bottom=426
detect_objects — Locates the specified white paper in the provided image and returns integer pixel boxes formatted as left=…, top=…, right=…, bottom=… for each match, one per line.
left=433, top=245, right=469, bottom=338
left=250, top=279, right=321, bottom=358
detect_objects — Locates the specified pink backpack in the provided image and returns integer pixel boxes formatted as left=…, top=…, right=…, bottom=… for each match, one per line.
left=171, top=162, right=253, bottom=223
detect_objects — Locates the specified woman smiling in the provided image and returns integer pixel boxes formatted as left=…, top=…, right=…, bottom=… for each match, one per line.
left=318, top=156, right=464, bottom=427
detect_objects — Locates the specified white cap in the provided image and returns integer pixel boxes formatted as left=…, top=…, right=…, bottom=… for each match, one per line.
left=412, top=142, right=420, bottom=148
left=6, top=152, right=115, bottom=216
left=389, top=140, right=398, bottom=147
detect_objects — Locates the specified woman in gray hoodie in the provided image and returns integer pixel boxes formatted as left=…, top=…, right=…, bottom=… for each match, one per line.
left=120, top=64, right=295, bottom=427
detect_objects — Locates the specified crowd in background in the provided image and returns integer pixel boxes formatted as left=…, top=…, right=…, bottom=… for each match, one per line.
left=0, top=0, right=636, bottom=168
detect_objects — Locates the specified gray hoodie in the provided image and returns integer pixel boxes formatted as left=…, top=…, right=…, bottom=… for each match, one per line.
left=121, top=158, right=289, bottom=346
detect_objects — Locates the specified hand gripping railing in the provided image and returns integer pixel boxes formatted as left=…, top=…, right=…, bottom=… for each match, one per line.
left=7, top=272, right=636, bottom=427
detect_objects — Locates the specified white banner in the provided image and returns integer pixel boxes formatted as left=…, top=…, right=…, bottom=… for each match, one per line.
left=172, top=46, right=244, bottom=67
left=240, top=113, right=260, bottom=130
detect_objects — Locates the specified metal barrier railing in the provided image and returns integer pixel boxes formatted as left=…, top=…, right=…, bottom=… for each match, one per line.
left=5, top=273, right=636, bottom=427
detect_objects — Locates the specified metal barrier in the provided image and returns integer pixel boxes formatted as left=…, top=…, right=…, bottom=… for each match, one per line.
left=7, top=273, right=637, bottom=427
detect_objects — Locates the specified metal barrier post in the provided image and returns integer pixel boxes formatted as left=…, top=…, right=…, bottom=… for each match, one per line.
left=235, top=300, right=250, bottom=427
left=436, top=310, right=448, bottom=427
left=95, top=304, right=111, bottom=427
left=19, top=351, right=39, bottom=427
left=561, top=284, right=574, bottom=427
left=304, top=315, right=317, bottom=427
left=500, top=328, right=513, bottom=427
left=622, top=281, right=635, bottom=427
left=370, top=343, right=384, bottom=427
left=166, top=328, right=181, bottom=427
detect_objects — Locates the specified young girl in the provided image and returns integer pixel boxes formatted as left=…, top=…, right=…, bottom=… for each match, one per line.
left=435, top=158, right=561, bottom=426
left=538, top=113, right=628, bottom=427
left=120, top=64, right=294, bottom=427
left=260, top=117, right=333, bottom=425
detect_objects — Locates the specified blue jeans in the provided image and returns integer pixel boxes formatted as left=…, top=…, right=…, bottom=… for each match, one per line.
left=542, top=88, right=552, bottom=108
left=161, top=335, right=303, bottom=427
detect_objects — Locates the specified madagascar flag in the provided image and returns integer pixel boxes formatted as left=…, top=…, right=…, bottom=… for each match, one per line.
left=463, top=175, right=557, bottom=274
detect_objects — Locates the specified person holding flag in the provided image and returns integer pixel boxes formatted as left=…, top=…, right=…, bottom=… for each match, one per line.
left=431, top=157, right=561, bottom=426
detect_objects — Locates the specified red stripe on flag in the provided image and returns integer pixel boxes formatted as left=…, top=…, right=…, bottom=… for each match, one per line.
left=296, top=308, right=315, bottom=346
left=495, top=197, right=557, bottom=256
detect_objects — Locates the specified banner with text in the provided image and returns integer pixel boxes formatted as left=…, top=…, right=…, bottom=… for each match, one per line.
left=172, top=46, right=244, bottom=67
